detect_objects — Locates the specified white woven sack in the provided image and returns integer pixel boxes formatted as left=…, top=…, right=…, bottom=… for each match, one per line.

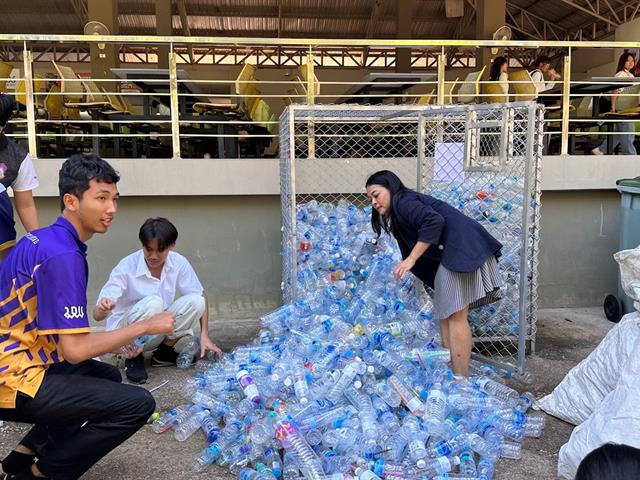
left=536, top=312, right=640, bottom=425
left=557, top=335, right=640, bottom=478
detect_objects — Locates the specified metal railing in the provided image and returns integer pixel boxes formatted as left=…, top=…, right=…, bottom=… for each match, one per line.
left=1, top=35, right=639, bottom=159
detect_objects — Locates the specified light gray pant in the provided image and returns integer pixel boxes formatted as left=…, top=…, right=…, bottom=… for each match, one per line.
left=124, top=294, right=205, bottom=352
left=598, top=121, right=638, bottom=155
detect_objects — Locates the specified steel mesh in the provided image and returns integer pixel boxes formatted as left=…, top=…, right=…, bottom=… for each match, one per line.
left=280, top=103, right=543, bottom=372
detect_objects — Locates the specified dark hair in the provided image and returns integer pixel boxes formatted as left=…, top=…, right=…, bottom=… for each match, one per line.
left=138, top=217, right=178, bottom=251
left=0, top=94, right=16, bottom=127
left=365, top=170, right=410, bottom=237
left=616, top=52, right=635, bottom=73
left=532, top=55, right=551, bottom=69
left=575, top=443, right=640, bottom=480
left=489, top=56, right=508, bottom=82
left=58, top=154, right=120, bottom=211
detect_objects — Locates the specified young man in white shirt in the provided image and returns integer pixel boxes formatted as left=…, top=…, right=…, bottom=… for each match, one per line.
left=0, top=94, right=39, bottom=262
left=530, top=55, right=562, bottom=94
left=93, top=217, right=222, bottom=383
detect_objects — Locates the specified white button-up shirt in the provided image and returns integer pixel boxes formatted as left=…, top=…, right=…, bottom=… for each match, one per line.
left=98, top=250, right=204, bottom=331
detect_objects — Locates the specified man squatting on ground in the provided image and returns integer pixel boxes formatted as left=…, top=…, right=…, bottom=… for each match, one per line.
left=0, top=154, right=175, bottom=480
left=93, top=216, right=222, bottom=384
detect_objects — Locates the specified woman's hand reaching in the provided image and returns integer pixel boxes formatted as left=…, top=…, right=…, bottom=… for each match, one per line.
left=393, top=257, right=416, bottom=280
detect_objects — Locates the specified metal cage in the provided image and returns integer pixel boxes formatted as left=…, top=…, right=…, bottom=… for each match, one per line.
left=279, top=102, right=543, bottom=373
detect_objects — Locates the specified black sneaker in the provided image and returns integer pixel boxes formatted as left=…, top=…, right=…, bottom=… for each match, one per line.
left=151, top=343, right=179, bottom=367
left=124, top=353, right=148, bottom=384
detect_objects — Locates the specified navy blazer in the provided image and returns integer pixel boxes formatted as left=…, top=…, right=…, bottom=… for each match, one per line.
left=390, top=191, right=503, bottom=287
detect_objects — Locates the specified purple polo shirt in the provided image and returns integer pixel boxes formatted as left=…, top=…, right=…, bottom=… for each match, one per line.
left=0, top=216, right=91, bottom=408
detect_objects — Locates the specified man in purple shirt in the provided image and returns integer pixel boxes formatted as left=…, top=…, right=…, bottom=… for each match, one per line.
left=0, top=154, right=175, bottom=480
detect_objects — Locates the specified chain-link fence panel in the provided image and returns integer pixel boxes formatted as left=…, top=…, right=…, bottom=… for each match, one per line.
left=280, top=103, right=543, bottom=374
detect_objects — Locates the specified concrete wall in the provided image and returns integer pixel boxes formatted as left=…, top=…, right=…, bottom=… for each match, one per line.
left=17, top=185, right=624, bottom=316
left=538, top=190, right=620, bottom=308
left=24, top=196, right=283, bottom=318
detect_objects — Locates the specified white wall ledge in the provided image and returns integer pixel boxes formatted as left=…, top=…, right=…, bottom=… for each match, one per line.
left=26, top=155, right=638, bottom=197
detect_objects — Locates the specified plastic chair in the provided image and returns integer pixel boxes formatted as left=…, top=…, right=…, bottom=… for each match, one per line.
left=440, top=79, right=459, bottom=105
left=0, top=61, right=13, bottom=92
left=51, top=61, right=109, bottom=110
left=457, top=66, right=486, bottom=104
left=484, top=82, right=507, bottom=103
left=415, top=89, right=435, bottom=105
left=510, top=69, right=537, bottom=102
left=295, top=64, right=320, bottom=99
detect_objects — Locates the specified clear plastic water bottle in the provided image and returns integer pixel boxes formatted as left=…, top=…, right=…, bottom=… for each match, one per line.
left=424, top=382, right=447, bottom=429
left=459, top=450, right=477, bottom=476
left=354, top=467, right=382, bottom=480
left=275, top=420, right=325, bottom=479
left=193, top=442, right=222, bottom=472
left=263, top=448, right=283, bottom=478
left=326, top=359, right=365, bottom=404
left=473, top=376, right=519, bottom=406
left=200, top=414, right=220, bottom=442
left=500, top=441, right=522, bottom=459
left=174, top=409, right=210, bottom=441
left=387, top=375, right=425, bottom=416
left=150, top=404, right=192, bottom=433
left=374, top=380, right=402, bottom=408
left=177, top=336, right=200, bottom=369
left=293, top=364, right=310, bottom=404
left=237, top=369, right=263, bottom=404
left=477, top=458, right=496, bottom=480
left=282, top=451, right=301, bottom=479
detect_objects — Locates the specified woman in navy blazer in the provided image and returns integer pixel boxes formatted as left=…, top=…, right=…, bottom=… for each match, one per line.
left=365, top=170, right=503, bottom=377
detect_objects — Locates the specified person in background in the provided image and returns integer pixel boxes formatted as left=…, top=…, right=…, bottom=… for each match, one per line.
left=575, top=443, right=640, bottom=480
left=93, top=217, right=222, bottom=384
left=592, top=52, right=637, bottom=156
left=489, top=56, right=509, bottom=98
left=365, top=170, right=503, bottom=377
left=0, top=94, right=39, bottom=262
left=530, top=55, right=562, bottom=94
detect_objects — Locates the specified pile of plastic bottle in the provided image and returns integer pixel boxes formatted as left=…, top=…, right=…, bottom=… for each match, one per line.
left=150, top=197, right=544, bottom=480
left=429, top=175, right=533, bottom=339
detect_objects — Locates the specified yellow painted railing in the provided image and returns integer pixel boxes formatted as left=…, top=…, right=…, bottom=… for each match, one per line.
left=0, top=36, right=639, bottom=159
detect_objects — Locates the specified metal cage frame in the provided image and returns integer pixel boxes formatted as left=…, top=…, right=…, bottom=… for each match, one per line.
left=279, top=102, right=543, bottom=374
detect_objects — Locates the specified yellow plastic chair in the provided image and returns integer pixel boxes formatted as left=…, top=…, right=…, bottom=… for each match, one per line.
left=484, top=82, right=507, bottom=104
left=457, top=66, right=486, bottom=104
left=235, top=63, right=257, bottom=97
left=44, top=84, right=65, bottom=119
left=510, top=69, right=537, bottom=102
left=0, top=61, right=13, bottom=92
left=295, top=64, right=320, bottom=99
left=415, top=89, right=435, bottom=105
left=51, top=61, right=109, bottom=110
left=441, top=79, right=459, bottom=105
left=193, top=64, right=255, bottom=117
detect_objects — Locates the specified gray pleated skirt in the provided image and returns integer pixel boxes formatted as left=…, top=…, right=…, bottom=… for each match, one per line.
left=432, top=255, right=503, bottom=321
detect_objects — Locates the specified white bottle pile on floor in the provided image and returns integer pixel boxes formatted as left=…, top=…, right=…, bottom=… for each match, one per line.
left=151, top=198, right=544, bottom=480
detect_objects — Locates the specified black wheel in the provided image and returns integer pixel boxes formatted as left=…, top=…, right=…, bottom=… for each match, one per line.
left=604, top=294, right=623, bottom=323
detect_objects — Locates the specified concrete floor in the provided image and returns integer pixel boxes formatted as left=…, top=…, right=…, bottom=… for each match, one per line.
left=0, top=307, right=615, bottom=479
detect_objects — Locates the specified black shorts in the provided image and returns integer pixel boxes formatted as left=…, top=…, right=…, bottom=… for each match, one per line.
left=0, top=190, right=16, bottom=252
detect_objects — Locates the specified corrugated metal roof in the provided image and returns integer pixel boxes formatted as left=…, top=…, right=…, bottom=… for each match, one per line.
left=0, top=0, right=634, bottom=40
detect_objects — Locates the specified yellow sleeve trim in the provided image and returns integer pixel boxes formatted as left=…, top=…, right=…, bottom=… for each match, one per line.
left=0, top=240, right=16, bottom=252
